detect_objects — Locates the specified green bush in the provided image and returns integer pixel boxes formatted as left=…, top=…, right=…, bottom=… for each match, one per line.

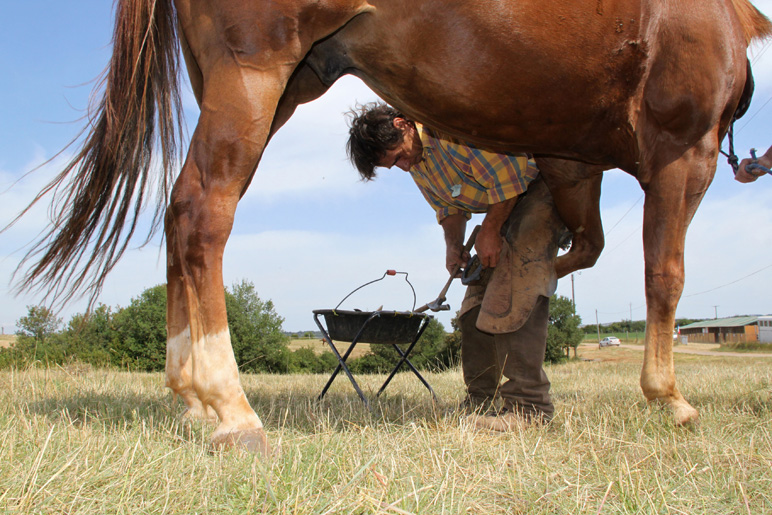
left=111, top=286, right=168, bottom=371
left=289, top=347, right=338, bottom=374
left=545, top=295, right=583, bottom=364
left=226, top=279, right=291, bottom=373
left=12, top=305, right=67, bottom=367
left=2, top=280, right=294, bottom=373
left=64, top=305, right=117, bottom=367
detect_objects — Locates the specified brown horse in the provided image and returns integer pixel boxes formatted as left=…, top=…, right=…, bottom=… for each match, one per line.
left=14, top=0, right=771, bottom=453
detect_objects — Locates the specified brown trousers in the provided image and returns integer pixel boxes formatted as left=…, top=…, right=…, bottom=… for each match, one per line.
left=458, top=178, right=565, bottom=418
left=460, top=299, right=553, bottom=417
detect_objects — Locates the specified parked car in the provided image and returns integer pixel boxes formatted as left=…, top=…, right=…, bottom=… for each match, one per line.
left=599, top=336, right=621, bottom=347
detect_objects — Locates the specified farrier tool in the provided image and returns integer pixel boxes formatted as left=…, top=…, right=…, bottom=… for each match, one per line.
left=415, top=225, right=481, bottom=313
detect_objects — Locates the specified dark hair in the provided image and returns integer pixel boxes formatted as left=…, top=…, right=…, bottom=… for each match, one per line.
left=346, top=102, right=406, bottom=180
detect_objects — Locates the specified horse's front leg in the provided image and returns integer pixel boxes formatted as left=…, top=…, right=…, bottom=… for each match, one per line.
left=638, top=134, right=717, bottom=426
left=535, top=158, right=606, bottom=278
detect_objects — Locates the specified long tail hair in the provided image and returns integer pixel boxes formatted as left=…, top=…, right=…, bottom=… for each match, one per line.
left=731, top=0, right=772, bottom=44
left=9, top=0, right=183, bottom=306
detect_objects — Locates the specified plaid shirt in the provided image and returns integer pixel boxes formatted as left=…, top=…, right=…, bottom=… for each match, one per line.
left=409, top=124, right=539, bottom=223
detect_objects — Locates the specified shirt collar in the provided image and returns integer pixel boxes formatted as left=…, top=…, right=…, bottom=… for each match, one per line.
left=415, top=122, right=435, bottom=153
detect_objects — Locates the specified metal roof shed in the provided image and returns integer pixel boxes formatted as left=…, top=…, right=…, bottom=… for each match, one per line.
left=679, top=316, right=768, bottom=344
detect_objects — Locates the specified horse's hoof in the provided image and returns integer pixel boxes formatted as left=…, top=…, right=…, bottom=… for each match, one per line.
left=211, top=428, right=271, bottom=456
left=673, top=403, right=699, bottom=427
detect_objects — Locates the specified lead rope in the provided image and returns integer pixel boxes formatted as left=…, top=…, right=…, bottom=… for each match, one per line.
left=720, top=121, right=740, bottom=175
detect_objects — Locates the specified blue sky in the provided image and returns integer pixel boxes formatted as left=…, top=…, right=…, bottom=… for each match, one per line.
left=3, top=1, right=772, bottom=333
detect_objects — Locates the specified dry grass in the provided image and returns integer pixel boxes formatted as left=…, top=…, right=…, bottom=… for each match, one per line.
left=0, top=334, right=15, bottom=349
left=0, top=351, right=770, bottom=514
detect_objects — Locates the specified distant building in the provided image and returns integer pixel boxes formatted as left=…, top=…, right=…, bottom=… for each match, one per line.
left=759, top=316, right=772, bottom=343
left=679, top=316, right=772, bottom=344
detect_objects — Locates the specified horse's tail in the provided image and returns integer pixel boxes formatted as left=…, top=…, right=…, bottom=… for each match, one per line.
left=731, top=0, right=772, bottom=44
left=10, top=0, right=183, bottom=306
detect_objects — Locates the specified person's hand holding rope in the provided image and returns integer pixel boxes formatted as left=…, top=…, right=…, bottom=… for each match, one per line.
left=736, top=146, right=772, bottom=183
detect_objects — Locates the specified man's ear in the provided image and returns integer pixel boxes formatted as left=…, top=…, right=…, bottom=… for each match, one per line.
left=392, top=117, right=408, bottom=131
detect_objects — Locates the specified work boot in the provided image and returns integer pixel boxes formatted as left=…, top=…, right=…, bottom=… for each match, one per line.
left=459, top=395, right=498, bottom=415
left=472, top=406, right=550, bottom=432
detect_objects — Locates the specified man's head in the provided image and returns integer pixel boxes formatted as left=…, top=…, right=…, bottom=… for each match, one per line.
left=346, top=102, right=423, bottom=180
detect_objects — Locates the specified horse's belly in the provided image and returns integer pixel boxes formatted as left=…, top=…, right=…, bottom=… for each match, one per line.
left=336, top=0, right=648, bottom=165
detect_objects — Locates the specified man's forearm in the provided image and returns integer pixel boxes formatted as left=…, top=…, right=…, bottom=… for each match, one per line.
left=477, top=197, right=518, bottom=268
left=440, top=214, right=468, bottom=273
left=482, top=197, right=517, bottom=235
left=760, top=146, right=772, bottom=168
left=441, top=214, right=467, bottom=247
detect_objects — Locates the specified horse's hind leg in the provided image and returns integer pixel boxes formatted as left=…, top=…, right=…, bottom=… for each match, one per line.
left=164, top=55, right=334, bottom=454
left=165, top=64, right=310, bottom=454
left=536, top=158, right=606, bottom=278
left=166, top=213, right=216, bottom=423
left=638, top=133, right=718, bottom=426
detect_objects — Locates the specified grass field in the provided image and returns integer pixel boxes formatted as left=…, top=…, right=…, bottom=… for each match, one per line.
left=1, top=347, right=770, bottom=514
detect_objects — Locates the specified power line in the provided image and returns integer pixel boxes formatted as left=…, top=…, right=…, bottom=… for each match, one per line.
left=682, top=262, right=772, bottom=298
left=751, top=40, right=771, bottom=65
left=604, top=224, right=642, bottom=255
left=603, top=194, right=643, bottom=237
left=737, top=93, right=772, bottom=133
left=593, top=223, right=642, bottom=267
left=751, top=43, right=771, bottom=65
left=594, top=263, right=772, bottom=320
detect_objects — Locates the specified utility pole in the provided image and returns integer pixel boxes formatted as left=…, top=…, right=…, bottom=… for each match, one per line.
left=570, top=273, right=576, bottom=310
left=713, top=305, right=719, bottom=319
left=596, top=309, right=601, bottom=344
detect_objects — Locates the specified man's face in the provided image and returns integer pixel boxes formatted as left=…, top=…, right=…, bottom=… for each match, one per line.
left=377, top=118, right=423, bottom=172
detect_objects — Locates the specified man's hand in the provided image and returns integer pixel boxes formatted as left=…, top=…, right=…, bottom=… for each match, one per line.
left=475, top=224, right=503, bottom=268
left=476, top=197, right=518, bottom=268
left=736, top=145, right=772, bottom=183
left=440, top=214, right=468, bottom=275
left=445, top=242, right=470, bottom=275
left=736, top=158, right=769, bottom=183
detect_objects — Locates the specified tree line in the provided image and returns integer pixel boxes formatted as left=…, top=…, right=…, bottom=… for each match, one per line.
left=582, top=317, right=703, bottom=335
left=1, top=280, right=583, bottom=372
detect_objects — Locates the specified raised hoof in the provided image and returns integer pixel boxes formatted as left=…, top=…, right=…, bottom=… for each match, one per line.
left=211, top=428, right=271, bottom=456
